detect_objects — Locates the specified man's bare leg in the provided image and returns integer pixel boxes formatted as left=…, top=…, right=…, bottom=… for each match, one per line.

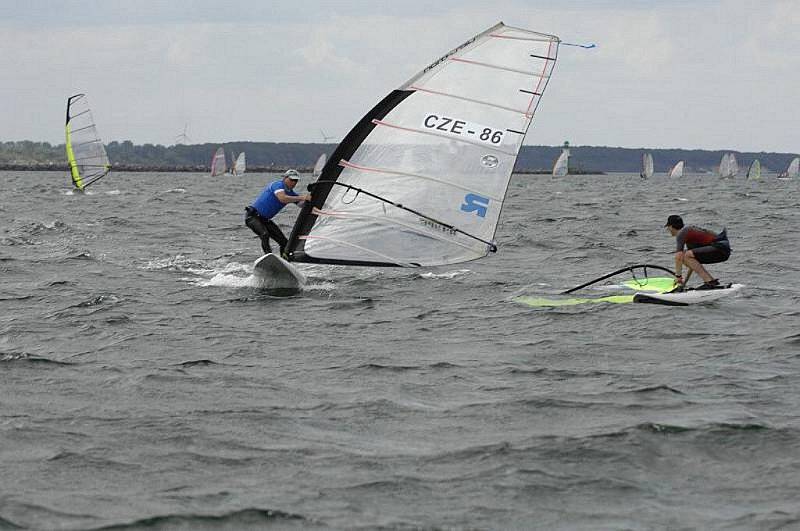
left=682, top=250, right=713, bottom=282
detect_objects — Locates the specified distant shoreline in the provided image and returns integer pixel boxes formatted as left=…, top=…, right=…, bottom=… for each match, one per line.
left=0, top=163, right=600, bottom=175
left=2, top=141, right=795, bottom=174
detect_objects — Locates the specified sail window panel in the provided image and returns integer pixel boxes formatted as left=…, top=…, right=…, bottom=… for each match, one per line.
left=381, top=91, right=530, bottom=154
left=344, top=126, right=517, bottom=205
left=306, top=193, right=490, bottom=267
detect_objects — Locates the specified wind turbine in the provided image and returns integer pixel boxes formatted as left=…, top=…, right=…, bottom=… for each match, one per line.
left=320, top=129, right=335, bottom=143
left=175, top=123, right=191, bottom=145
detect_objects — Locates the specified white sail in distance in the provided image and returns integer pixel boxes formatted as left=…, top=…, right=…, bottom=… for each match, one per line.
left=779, top=157, right=799, bottom=179
left=641, top=152, right=654, bottom=179
left=210, top=147, right=226, bottom=177
left=729, top=153, right=739, bottom=177
left=286, top=23, right=561, bottom=267
left=234, top=152, right=246, bottom=175
left=668, top=160, right=684, bottom=178
left=313, top=153, right=327, bottom=178
left=718, top=153, right=731, bottom=178
left=747, top=159, right=761, bottom=180
left=552, top=149, right=569, bottom=177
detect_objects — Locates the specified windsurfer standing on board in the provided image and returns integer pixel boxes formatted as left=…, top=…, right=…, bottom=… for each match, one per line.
left=245, top=169, right=311, bottom=256
left=665, top=215, right=731, bottom=290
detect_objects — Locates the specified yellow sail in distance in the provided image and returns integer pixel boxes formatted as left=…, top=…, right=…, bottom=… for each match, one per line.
left=65, top=93, right=111, bottom=190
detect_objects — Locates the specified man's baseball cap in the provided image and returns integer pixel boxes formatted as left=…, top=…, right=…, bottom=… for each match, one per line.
left=283, top=169, right=300, bottom=180
left=664, top=214, right=684, bottom=228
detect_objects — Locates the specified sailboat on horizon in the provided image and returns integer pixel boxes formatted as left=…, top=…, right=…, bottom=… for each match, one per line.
left=746, top=159, right=761, bottom=180
left=552, top=145, right=570, bottom=177
left=668, top=160, right=684, bottom=178
left=718, top=152, right=738, bottom=178
left=778, top=157, right=799, bottom=180
left=640, top=152, right=654, bottom=179
left=65, top=93, right=111, bottom=191
left=231, top=152, right=246, bottom=176
left=210, top=147, right=226, bottom=177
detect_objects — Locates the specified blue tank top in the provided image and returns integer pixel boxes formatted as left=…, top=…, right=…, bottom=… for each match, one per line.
left=251, top=180, right=298, bottom=219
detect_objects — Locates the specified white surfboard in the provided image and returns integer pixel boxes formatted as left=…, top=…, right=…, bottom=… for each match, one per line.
left=252, top=254, right=306, bottom=289
left=633, top=283, right=743, bottom=306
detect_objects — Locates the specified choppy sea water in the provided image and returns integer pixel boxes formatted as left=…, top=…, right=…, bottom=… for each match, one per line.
left=1, top=170, right=799, bottom=530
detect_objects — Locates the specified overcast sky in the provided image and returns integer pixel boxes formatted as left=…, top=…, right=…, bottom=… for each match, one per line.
left=2, top=0, right=797, bottom=153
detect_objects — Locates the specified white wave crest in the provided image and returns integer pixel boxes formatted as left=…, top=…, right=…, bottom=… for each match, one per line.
left=419, top=269, right=471, bottom=280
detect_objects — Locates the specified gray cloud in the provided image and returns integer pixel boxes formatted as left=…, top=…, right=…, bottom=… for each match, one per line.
left=2, top=0, right=797, bottom=153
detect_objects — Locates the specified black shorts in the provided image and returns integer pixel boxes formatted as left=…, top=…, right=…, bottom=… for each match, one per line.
left=691, top=244, right=730, bottom=264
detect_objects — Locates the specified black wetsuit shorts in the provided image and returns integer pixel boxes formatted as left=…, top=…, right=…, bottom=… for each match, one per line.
left=690, top=242, right=731, bottom=264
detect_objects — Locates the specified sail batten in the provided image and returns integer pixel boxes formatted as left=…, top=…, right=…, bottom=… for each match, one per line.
left=409, top=85, right=533, bottom=116
left=489, top=33, right=558, bottom=42
left=70, top=124, right=97, bottom=134
left=450, top=57, right=552, bottom=78
left=287, top=23, right=560, bottom=267
left=309, top=182, right=498, bottom=250
left=72, top=139, right=105, bottom=148
left=339, top=159, right=504, bottom=202
left=371, top=119, right=519, bottom=156
left=65, top=93, right=111, bottom=191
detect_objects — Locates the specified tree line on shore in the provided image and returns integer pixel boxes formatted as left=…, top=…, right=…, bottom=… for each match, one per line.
left=1, top=140, right=796, bottom=174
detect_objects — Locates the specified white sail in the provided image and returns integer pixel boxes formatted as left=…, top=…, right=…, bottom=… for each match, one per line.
left=65, top=93, right=111, bottom=190
left=642, top=152, right=654, bottom=179
left=668, top=160, right=684, bottom=178
left=729, top=153, right=738, bottom=177
left=234, top=152, right=246, bottom=175
left=286, top=23, right=561, bottom=267
left=746, top=159, right=761, bottom=180
left=718, top=153, right=730, bottom=178
left=210, top=147, right=226, bottom=177
left=552, top=149, right=569, bottom=177
left=313, top=153, right=327, bottom=178
left=780, top=157, right=799, bottom=179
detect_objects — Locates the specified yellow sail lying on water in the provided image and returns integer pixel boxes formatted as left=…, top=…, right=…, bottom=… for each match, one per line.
left=65, top=93, right=111, bottom=190
left=514, top=277, right=676, bottom=307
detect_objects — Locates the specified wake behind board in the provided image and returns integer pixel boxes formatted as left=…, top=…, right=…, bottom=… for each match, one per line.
left=633, top=283, right=743, bottom=306
left=253, top=253, right=306, bottom=289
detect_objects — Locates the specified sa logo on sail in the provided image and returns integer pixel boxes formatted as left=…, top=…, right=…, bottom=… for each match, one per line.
left=461, top=194, right=489, bottom=218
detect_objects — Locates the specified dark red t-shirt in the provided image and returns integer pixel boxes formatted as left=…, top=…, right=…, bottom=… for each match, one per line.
left=675, top=225, right=718, bottom=251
